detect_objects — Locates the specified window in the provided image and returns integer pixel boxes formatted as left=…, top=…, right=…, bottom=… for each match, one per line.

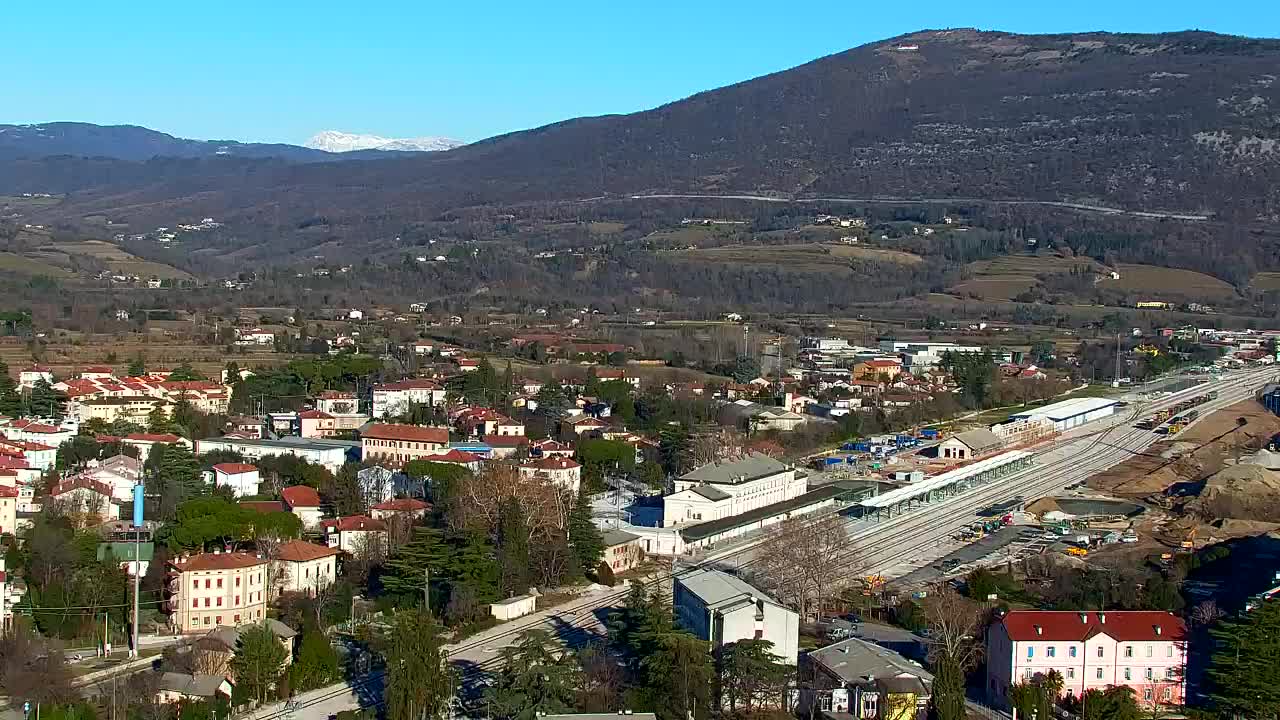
left=1145, top=668, right=1153, bottom=680
left=191, top=599, right=198, bottom=608
left=1047, top=646, right=1056, bottom=658
left=215, top=616, right=222, bottom=625
left=819, top=695, right=832, bottom=712
left=1163, top=688, right=1173, bottom=701
left=1167, top=645, right=1174, bottom=658
left=1066, top=668, right=1075, bottom=679
left=1124, top=668, right=1131, bottom=681
left=204, top=579, right=211, bottom=589
left=216, top=597, right=222, bottom=607
left=1097, top=647, right=1104, bottom=658
left=754, top=629, right=763, bottom=640
left=1145, top=645, right=1152, bottom=658
left=1027, top=647, right=1035, bottom=659
left=235, top=614, right=241, bottom=623
left=203, top=617, right=210, bottom=625
left=1069, top=647, right=1078, bottom=658
left=216, top=578, right=223, bottom=588
left=192, top=580, right=198, bottom=589
left=204, top=598, right=210, bottom=607
left=236, top=577, right=241, bottom=587
left=1096, top=668, right=1104, bottom=680
left=1144, top=688, right=1153, bottom=701
left=235, top=595, right=240, bottom=604
left=1124, top=646, right=1134, bottom=658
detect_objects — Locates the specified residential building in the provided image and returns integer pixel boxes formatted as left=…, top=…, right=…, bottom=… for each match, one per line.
left=272, top=540, right=340, bottom=596
left=559, top=414, right=606, bottom=441
left=123, top=433, right=190, bottom=462
left=195, top=436, right=357, bottom=473
left=600, top=529, right=644, bottom=574
left=937, top=428, right=1004, bottom=461
left=985, top=610, right=1187, bottom=708
left=419, top=449, right=484, bottom=470
left=320, top=515, right=388, bottom=554
left=155, top=674, right=233, bottom=705
left=0, top=486, right=16, bottom=535
left=482, top=434, right=528, bottom=458
left=212, top=463, right=261, bottom=498
left=360, top=424, right=450, bottom=465
left=192, top=620, right=295, bottom=679
left=47, top=476, right=119, bottom=525
left=720, top=400, right=809, bottom=433
left=18, top=366, right=52, bottom=390
left=796, top=637, right=932, bottom=720
left=531, top=439, right=574, bottom=458
left=1, top=419, right=73, bottom=447
left=370, top=498, right=431, bottom=522
left=166, top=552, right=270, bottom=633
left=371, top=380, right=446, bottom=418
left=86, top=454, right=142, bottom=501
left=315, top=391, right=359, bottom=415
left=663, top=453, right=807, bottom=528
left=853, top=359, right=904, bottom=382
left=674, top=569, right=799, bottom=664
left=0, top=440, right=56, bottom=472
left=518, top=456, right=583, bottom=494
left=76, top=396, right=171, bottom=425
left=281, top=486, right=324, bottom=529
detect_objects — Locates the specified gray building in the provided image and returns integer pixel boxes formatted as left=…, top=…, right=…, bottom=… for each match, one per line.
left=795, top=636, right=931, bottom=720
left=674, top=568, right=799, bottom=664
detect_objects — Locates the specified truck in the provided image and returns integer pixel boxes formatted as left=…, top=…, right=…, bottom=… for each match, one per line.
left=919, top=428, right=941, bottom=440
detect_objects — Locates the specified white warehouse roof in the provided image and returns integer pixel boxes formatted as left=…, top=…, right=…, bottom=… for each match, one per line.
left=861, top=450, right=1032, bottom=509
left=1009, top=396, right=1118, bottom=422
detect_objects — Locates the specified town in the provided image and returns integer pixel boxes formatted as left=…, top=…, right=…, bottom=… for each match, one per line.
left=0, top=297, right=1275, bottom=720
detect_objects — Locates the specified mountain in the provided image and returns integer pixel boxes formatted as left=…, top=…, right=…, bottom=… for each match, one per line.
left=4, top=29, right=1280, bottom=236
left=0, top=122, right=432, bottom=162
left=304, top=130, right=464, bottom=153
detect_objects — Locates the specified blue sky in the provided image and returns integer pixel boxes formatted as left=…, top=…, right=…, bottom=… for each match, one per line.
left=3, top=0, right=1276, bottom=144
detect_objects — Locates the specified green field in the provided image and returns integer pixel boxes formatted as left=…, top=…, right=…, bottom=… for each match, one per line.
left=1111, top=263, right=1237, bottom=300
left=0, top=251, right=75, bottom=278
left=670, top=243, right=922, bottom=273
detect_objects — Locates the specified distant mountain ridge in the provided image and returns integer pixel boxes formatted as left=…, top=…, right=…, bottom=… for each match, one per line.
left=2, top=29, right=1279, bottom=235
left=304, top=130, right=464, bottom=153
left=0, top=122, right=455, bottom=162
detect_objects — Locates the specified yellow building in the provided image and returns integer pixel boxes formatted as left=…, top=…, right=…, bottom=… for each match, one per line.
left=167, top=552, right=269, bottom=633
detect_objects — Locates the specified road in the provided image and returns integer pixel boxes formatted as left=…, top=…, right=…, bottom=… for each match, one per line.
left=259, top=367, right=1273, bottom=719
left=622, top=193, right=1212, bottom=221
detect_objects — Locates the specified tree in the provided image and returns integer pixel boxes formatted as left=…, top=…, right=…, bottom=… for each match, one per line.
left=383, top=609, right=453, bottom=720
left=1080, top=686, right=1142, bottom=720
left=496, top=498, right=531, bottom=595
left=167, top=363, right=206, bottom=382
left=127, top=356, right=146, bottom=377
left=575, top=641, right=623, bottom=712
left=0, top=360, right=23, bottom=417
left=486, top=630, right=580, bottom=720
left=595, top=562, right=616, bottom=587
left=567, top=492, right=604, bottom=578
left=380, top=527, right=448, bottom=604
left=714, top=639, right=793, bottom=713
left=640, top=631, right=714, bottom=720
left=753, top=514, right=848, bottom=621
left=27, top=378, right=68, bottom=420
left=146, top=443, right=205, bottom=520
left=922, top=586, right=986, bottom=720
left=1207, top=599, right=1280, bottom=718
left=229, top=624, right=288, bottom=705
left=290, top=629, right=340, bottom=692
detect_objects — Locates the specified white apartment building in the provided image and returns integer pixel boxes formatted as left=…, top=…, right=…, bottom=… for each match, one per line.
left=371, top=380, right=447, bottom=418
left=674, top=568, right=799, bottom=664
left=271, top=540, right=340, bottom=597
left=663, top=453, right=806, bottom=528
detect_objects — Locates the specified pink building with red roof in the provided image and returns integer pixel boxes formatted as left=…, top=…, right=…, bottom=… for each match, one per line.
left=986, top=610, right=1187, bottom=709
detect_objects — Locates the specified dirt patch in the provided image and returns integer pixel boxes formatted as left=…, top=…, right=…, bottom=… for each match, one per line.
left=1087, top=399, right=1280, bottom=498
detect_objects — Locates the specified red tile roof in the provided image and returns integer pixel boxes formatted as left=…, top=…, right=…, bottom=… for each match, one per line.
left=0, top=486, right=18, bottom=498
left=361, top=424, right=449, bottom=444
left=9, top=420, right=62, bottom=434
left=274, top=539, right=341, bottom=562
left=320, top=515, right=386, bottom=532
left=170, top=552, right=266, bottom=572
left=423, top=449, right=482, bottom=464
left=238, top=500, right=285, bottom=514
left=50, top=475, right=114, bottom=497
left=999, top=611, right=1186, bottom=643
left=212, top=463, right=258, bottom=475
left=371, top=498, right=431, bottom=512
left=298, top=409, right=334, bottom=420
left=125, top=433, right=183, bottom=443
left=521, top=456, right=581, bottom=470
left=281, top=485, right=321, bottom=508
left=863, top=359, right=902, bottom=368
left=482, top=434, right=528, bottom=447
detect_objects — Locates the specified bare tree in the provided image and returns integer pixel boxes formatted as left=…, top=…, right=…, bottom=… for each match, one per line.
left=455, top=463, right=566, bottom=538
left=1189, top=599, right=1225, bottom=629
left=921, top=585, right=987, bottom=720
left=752, top=513, right=850, bottom=621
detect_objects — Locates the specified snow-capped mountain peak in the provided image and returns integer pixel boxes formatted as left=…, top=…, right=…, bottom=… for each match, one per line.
left=304, top=130, right=464, bottom=153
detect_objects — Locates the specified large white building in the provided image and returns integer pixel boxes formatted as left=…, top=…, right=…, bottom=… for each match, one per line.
left=1008, top=397, right=1119, bottom=433
left=663, top=453, right=807, bottom=528
left=371, top=380, right=448, bottom=418
left=674, top=568, right=799, bottom=664
left=195, top=436, right=357, bottom=473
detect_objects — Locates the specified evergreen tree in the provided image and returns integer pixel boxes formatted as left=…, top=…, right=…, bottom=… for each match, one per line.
left=290, top=629, right=340, bottom=691
left=1207, top=600, right=1280, bottom=717
left=0, top=360, right=23, bottom=417
left=383, top=609, right=452, bottom=720
left=567, top=492, right=604, bottom=577
left=146, top=443, right=205, bottom=520
left=167, top=363, right=205, bottom=382
left=28, top=378, right=67, bottom=420
left=486, top=630, right=579, bottom=720
left=126, top=356, right=146, bottom=377
left=641, top=632, right=714, bottom=720
left=230, top=624, right=288, bottom=705
left=714, top=640, right=793, bottom=713
left=381, top=527, right=448, bottom=603
left=496, top=498, right=530, bottom=595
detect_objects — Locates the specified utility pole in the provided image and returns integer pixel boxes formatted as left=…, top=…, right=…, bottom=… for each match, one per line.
left=1113, top=332, right=1123, bottom=388
left=423, top=567, right=430, bottom=613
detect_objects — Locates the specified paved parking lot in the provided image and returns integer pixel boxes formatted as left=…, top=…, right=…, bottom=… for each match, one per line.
left=885, top=525, right=1055, bottom=590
